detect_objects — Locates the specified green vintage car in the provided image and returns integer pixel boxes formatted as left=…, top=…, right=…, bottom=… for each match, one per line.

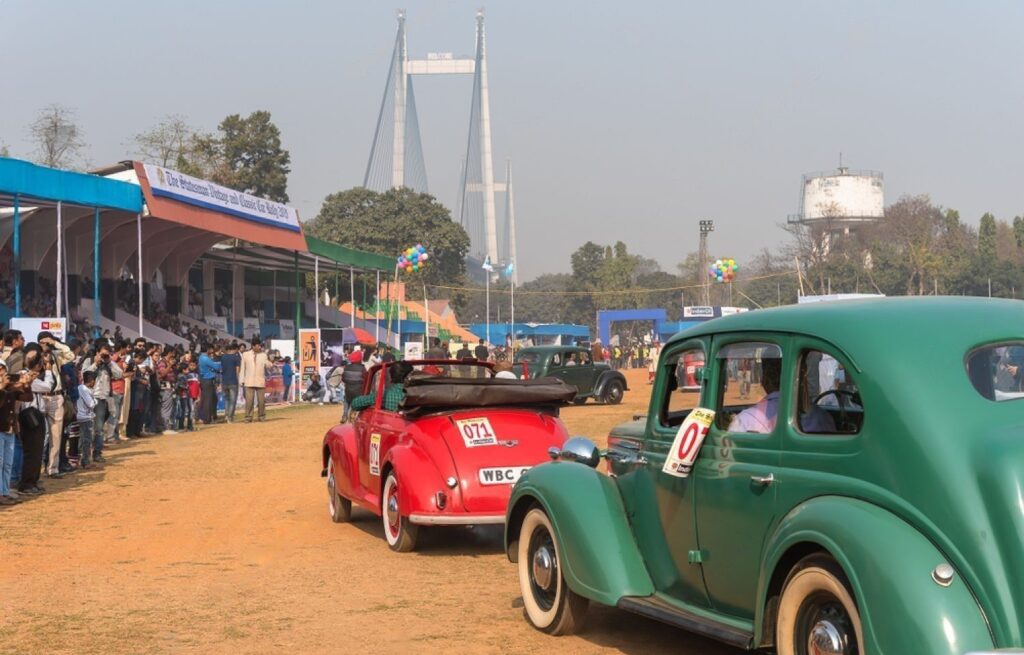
left=513, top=345, right=628, bottom=405
left=505, top=298, right=1024, bottom=654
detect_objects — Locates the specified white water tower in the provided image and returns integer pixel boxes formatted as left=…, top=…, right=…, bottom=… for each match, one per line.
left=788, top=166, right=884, bottom=235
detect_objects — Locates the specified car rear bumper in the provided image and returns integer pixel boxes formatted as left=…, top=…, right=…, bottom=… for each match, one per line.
left=408, top=512, right=505, bottom=526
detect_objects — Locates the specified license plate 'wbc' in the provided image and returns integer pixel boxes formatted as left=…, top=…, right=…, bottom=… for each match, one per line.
left=478, top=466, right=530, bottom=485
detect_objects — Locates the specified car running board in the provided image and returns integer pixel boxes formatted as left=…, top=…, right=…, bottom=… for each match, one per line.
left=616, top=595, right=754, bottom=650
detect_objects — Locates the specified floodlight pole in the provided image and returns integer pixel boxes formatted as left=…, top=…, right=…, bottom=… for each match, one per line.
left=314, top=256, right=320, bottom=329
left=699, top=220, right=714, bottom=306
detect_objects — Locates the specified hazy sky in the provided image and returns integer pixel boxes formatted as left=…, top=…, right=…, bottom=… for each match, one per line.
left=3, top=1, right=1022, bottom=281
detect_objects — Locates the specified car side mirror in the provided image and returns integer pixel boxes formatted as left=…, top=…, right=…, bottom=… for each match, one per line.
left=548, top=436, right=601, bottom=468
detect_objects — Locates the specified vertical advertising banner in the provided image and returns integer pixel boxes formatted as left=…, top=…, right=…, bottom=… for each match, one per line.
left=278, top=319, right=295, bottom=340
left=299, top=329, right=320, bottom=394
left=242, top=318, right=261, bottom=341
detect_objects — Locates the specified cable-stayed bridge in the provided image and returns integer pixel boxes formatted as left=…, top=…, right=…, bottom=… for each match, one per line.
left=363, top=9, right=518, bottom=282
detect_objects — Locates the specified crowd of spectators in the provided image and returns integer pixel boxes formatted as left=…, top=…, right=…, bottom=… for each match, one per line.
left=0, top=325, right=290, bottom=508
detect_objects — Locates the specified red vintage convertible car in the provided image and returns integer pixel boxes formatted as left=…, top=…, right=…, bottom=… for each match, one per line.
left=321, top=360, right=576, bottom=552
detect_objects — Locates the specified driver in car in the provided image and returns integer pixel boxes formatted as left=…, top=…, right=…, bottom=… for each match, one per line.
left=729, top=358, right=835, bottom=434
left=351, top=362, right=413, bottom=412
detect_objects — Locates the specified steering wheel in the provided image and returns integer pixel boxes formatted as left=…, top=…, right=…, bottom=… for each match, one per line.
left=812, top=389, right=859, bottom=433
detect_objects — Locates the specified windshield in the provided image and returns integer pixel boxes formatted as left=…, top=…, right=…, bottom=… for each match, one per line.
left=966, top=342, right=1024, bottom=402
left=406, top=362, right=494, bottom=381
left=515, top=351, right=542, bottom=364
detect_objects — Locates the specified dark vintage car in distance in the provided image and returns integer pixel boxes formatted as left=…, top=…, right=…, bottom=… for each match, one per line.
left=504, top=297, right=1024, bottom=654
left=513, top=345, right=628, bottom=405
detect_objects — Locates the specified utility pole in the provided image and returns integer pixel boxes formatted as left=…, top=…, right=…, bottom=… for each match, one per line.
left=699, top=220, right=714, bottom=306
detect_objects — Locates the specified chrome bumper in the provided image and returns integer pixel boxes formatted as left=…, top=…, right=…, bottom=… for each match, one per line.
left=408, top=513, right=505, bottom=526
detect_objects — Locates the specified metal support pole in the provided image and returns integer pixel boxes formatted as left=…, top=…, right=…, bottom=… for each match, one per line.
left=375, top=270, right=381, bottom=345
left=423, top=283, right=429, bottom=349
left=294, top=251, right=300, bottom=362
left=334, top=261, right=339, bottom=306
left=349, top=266, right=355, bottom=329
left=93, top=207, right=100, bottom=332
left=510, top=273, right=515, bottom=357
left=136, top=212, right=143, bottom=337
left=314, top=256, right=320, bottom=329
left=56, top=201, right=63, bottom=318
left=13, top=195, right=20, bottom=317
left=397, top=273, right=402, bottom=350
left=485, top=272, right=491, bottom=346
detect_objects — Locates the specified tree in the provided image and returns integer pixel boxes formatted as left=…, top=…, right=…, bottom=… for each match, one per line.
left=179, top=111, right=291, bottom=202
left=570, top=242, right=605, bottom=287
left=217, top=111, right=291, bottom=202
left=131, top=115, right=199, bottom=167
left=979, top=212, right=998, bottom=261
left=1013, top=216, right=1024, bottom=249
left=305, top=187, right=471, bottom=293
left=0, top=141, right=9, bottom=157
left=29, top=104, right=86, bottom=169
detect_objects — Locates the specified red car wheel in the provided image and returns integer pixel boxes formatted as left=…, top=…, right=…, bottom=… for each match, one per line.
left=327, top=456, right=351, bottom=523
left=382, top=471, right=419, bottom=552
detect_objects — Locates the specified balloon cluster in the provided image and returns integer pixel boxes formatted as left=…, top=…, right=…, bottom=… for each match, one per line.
left=709, top=258, right=739, bottom=283
left=397, top=244, right=429, bottom=273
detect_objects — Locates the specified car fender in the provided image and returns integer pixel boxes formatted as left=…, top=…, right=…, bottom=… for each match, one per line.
left=594, top=369, right=628, bottom=397
left=384, top=442, right=448, bottom=516
left=323, top=424, right=359, bottom=501
left=505, top=461, right=654, bottom=606
left=759, top=496, right=993, bottom=654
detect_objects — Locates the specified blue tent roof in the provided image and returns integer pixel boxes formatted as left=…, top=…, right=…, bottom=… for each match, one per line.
left=0, top=157, right=142, bottom=212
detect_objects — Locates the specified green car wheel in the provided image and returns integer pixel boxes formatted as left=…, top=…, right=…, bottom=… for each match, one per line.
left=517, top=508, right=588, bottom=635
left=776, top=554, right=863, bottom=655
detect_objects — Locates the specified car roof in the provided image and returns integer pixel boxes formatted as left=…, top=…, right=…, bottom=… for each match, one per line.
left=666, top=297, right=1024, bottom=366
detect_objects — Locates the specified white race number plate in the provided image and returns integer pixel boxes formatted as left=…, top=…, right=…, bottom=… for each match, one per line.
left=455, top=417, right=498, bottom=447
left=478, top=466, right=530, bottom=486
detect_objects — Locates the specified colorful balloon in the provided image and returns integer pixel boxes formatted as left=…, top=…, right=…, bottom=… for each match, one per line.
left=708, top=257, right=740, bottom=283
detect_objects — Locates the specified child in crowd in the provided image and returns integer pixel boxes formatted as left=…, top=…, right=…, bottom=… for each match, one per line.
left=76, top=370, right=98, bottom=469
left=174, top=361, right=199, bottom=432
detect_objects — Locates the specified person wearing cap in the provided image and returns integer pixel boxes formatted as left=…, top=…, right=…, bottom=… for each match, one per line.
left=35, top=331, right=73, bottom=479
left=341, top=350, right=367, bottom=422
left=239, top=338, right=272, bottom=423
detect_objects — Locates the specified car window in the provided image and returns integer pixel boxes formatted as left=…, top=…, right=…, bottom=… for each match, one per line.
left=551, top=353, right=562, bottom=367
left=967, top=342, right=1024, bottom=401
left=515, top=351, right=542, bottom=365
left=578, top=351, right=593, bottom=366
left=715, top=341, right=783, bottom=433
left=660, top=347, right=705, bottom=428
left=796, top=350, right=864, bottom=434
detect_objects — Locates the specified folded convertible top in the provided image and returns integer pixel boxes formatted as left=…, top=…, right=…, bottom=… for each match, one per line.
left=401, top=376, right=577, bottom=413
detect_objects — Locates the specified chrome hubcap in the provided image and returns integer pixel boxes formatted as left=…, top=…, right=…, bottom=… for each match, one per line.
left=808, top=619, right=847, bottom=655
left=532, top=545, right=555, bottom=591
left=386, top=490, right=400, bottom=532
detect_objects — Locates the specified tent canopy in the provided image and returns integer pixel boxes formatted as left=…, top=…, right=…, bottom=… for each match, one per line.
left=0, top=157, right=142, bottom=212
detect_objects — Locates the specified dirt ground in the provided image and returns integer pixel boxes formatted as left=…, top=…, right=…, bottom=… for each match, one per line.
left=0, top=368, right=745, bottom=655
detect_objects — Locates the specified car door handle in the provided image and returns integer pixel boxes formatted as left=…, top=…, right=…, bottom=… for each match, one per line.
left=750, top=473, right=775, bottom=486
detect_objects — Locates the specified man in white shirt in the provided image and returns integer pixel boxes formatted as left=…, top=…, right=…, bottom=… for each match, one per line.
left=729, top=358, right=782, bottom=433
left=239, top=340, right=273, bottom=422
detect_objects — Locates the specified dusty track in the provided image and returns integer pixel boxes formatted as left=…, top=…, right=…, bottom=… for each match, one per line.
left=0, top=369, right=744, bottom=654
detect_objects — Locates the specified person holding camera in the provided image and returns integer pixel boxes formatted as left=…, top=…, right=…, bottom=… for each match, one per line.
left=35, top=331, right=73, bottom=479
left=82, top=339, right=123, bottom=460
